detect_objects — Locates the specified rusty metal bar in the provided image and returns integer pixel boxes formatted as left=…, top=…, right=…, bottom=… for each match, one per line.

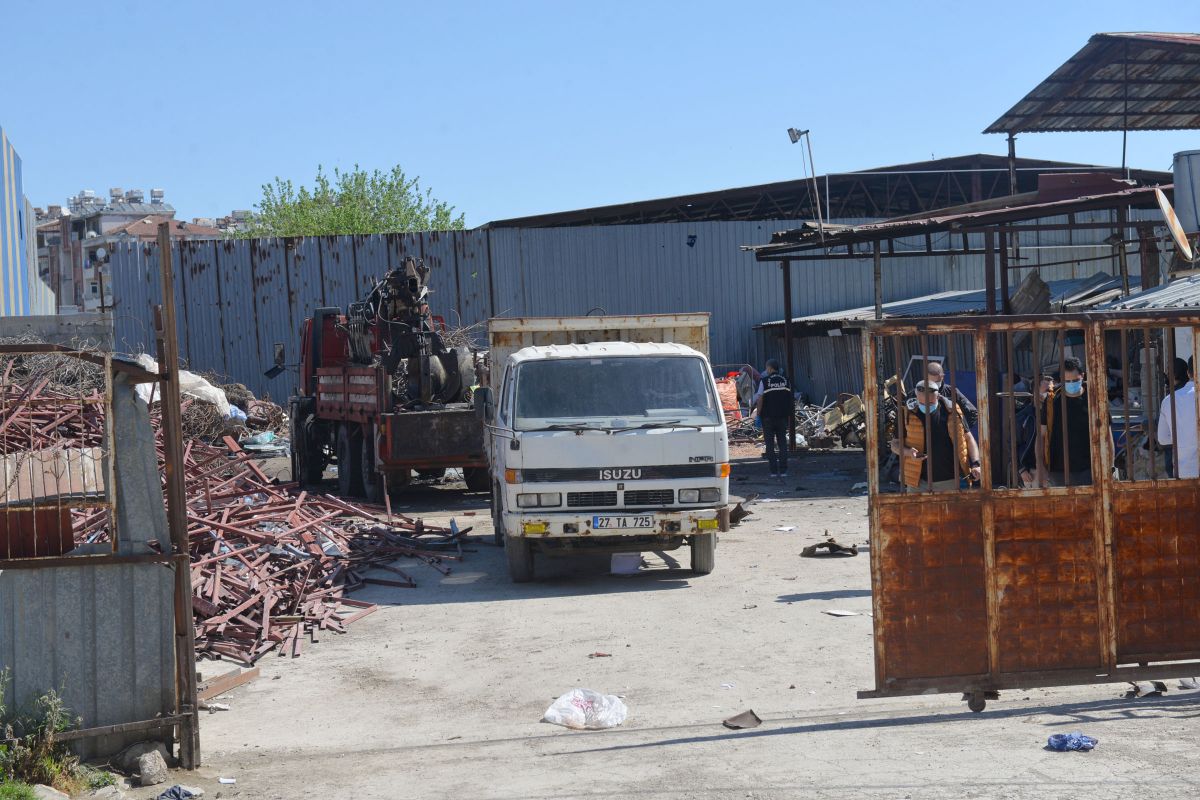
left=1167, top=327, right=1180, bottom=479
left=1117, top=207, right=1131, bottom=297
left=1120, top=328, right=1131, bottom=481
left=155, top=223, right=201, bottom=769
left=862, top=331, right=886, bottom=690
left=1058, top=330, right=1070, bottom=486
left=1005, top=331, right=1018, bottom=488
left=1145, top=327, right=1158, bottom=482
left=921, top=334, right=932, bottom=492
left=1085, top=321, right=1118, bottom=671
left=948, top=334, right=960, bottom=487
left=891, top=335, right=906, bottom=493
left=974, top=330, right=993, bottom=492
left=858, top=308, right=1200, bottom=333
left=1032, top=330, right=1046, bottom=488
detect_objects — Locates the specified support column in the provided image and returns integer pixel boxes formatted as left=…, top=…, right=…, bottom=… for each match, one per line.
left=782, top=259, right=796, bottom=451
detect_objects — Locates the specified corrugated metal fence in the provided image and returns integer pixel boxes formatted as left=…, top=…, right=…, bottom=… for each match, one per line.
left=109, top=214, right=1165, bottom=400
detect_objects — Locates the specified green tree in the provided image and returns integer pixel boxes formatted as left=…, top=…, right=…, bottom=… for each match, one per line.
left=238, top=164, right=465, bottom=237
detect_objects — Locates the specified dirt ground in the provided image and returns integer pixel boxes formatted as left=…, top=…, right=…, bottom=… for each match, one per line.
left=146, top=450, right=1200, bottom=800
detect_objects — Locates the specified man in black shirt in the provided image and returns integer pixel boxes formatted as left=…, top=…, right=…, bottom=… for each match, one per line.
left=755, top=359, right=793, bottom=479
left=1040, top=357, right=1092, bottom=486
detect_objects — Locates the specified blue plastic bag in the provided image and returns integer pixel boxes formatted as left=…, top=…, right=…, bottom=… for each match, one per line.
left=754, top=416, right=762, bottom=431
left=1047, top=732, right=1098, bottom=751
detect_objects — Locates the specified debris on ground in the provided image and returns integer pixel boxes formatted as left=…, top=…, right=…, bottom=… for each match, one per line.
left=1046, top=732, right=1098, bottom=751
left=722, top=709, right=762, bottom=730
left=729, top=502, right=752, bottom=525
left=542, top=689, right=628, bottom=730
left=1124, top=680, right=1168, bottom=698
left=156, top=786, right=201, bottom=800
left=801, top=535, right=859, bottom=557
left=823, top=609, right=859, bottom=617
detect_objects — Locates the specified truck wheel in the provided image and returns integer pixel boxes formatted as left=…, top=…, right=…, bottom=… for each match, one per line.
left=691, top=532, right=716, bottom=575
left=463, top=467, right=491, bottom=493
left=336, top=424, right=365, bottom=498
left=360, top=426, right=383, bottom=503
left=290, top=413, right=325, bottom=486
left=506, top=534, right=534, bottom=582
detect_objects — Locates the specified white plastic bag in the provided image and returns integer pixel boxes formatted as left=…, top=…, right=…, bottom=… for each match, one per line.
left=542, top=688, right=628, bottom=730
left=133, top=355, right=232, bottom=416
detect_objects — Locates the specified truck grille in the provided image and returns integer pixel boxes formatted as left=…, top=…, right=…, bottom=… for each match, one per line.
left=624, top=489, right=674, bottom=506
left=567, top=491, right=618, bottom=508
left=522, top=464, right=717, bottom=482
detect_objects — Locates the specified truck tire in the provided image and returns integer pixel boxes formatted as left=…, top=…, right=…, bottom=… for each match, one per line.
left=360, top=426, right=383, bottom=503
left=691, top=532, right=716, bottom=575
left=506, top=534, right=534, bottom=582
left=336, top=424, right=365, bottom=498
left=463, top=467, right=491, bottom=493
left=290, top=412, right=325, bottom=486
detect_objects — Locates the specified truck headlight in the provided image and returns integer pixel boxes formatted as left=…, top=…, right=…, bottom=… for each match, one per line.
left=699, top=488, right=721, bottom=502
left=678, top=489, right=700, bottom=503
left=517, top=492, right=561, bottom=508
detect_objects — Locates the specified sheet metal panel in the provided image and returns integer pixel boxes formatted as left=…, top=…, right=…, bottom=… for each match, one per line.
left=0, top=562, right=175, bottom=756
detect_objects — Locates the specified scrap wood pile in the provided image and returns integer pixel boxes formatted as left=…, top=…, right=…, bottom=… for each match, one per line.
left=176, top=435, right=474, bottom=665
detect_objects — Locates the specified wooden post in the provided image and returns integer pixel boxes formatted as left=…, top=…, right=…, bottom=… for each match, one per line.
left=154, top=222, right=201, bottom=768
left=873, top=243, right=883, bottom=320
left=782, top=259, right=796, bottom=451
left=1116, top=206, right=1131, bottom=297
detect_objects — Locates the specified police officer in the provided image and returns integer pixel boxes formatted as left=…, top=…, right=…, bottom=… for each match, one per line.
left=755, top=358, right=793, bottom=479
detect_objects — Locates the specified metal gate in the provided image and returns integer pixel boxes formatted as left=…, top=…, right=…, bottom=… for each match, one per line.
left=859, top=309, right=1200, bottom=710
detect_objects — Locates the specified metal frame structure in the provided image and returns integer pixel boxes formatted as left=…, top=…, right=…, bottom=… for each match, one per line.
left=0, top=222, right=199, bottom=764
left=858, top=308, right=1200, bottom=711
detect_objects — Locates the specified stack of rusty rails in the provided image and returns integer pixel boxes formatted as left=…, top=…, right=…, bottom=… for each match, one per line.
left=175, top=436, right=473, bottom=665
left=0, top=358, right=113, bottom=557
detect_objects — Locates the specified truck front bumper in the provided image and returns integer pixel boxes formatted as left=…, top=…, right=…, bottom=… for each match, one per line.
left=501, top=506, right=730, bottom=538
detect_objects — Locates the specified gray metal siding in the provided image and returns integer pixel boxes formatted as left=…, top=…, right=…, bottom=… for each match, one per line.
left=108, top=211, right=1167, bottom=400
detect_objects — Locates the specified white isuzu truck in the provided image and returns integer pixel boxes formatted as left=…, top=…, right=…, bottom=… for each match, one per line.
left=475, top=314, right=731, bottom=582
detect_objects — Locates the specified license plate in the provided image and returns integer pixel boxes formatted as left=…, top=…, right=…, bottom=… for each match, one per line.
left=592, top=514, right=653, bottom=530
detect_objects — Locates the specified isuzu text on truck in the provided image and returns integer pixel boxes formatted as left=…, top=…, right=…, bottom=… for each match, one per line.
left=474, top=315, right=730, bottom=582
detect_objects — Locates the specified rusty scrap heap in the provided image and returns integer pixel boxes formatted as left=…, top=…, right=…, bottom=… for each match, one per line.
left=1, top=346, right=471, bottom=665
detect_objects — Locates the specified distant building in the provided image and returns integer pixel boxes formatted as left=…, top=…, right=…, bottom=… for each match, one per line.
left=36, top=188, right=221, bottom=312
left=0, top=125, right=55, bottom=316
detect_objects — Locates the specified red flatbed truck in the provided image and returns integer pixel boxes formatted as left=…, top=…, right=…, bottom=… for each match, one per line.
left=288, top=257, right=489, bottom=500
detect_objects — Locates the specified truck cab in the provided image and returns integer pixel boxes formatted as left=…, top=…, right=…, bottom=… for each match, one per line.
left=481, top=341, right=730, bottom=582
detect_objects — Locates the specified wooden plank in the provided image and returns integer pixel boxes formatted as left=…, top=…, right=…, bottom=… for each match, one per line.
left=198, top=667, right=261, bottom=701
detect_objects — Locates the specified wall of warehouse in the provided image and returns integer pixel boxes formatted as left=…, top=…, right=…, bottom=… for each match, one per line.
left=107, top=214, right=1161, bottom=400
left=0, top=126, right=55, bottom=317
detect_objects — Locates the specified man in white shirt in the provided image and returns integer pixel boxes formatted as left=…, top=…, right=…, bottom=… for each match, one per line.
left=1157, top=358, right=1199, bottom=479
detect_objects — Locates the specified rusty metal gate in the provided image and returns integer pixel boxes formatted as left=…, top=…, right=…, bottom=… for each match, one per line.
left=859, top=309, right=1200, bottom=711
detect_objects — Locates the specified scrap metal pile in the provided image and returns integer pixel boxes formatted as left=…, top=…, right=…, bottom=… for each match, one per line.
left=1, top=341, right=472, bottom=664
left=179, top=434, right=470, bottom=665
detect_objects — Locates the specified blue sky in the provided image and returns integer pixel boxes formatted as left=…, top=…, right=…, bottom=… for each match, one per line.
left=2, top=1, right=1197, bottom=226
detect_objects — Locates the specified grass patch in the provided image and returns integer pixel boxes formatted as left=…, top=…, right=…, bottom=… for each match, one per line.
left=0, top=781, right=36, bottom=800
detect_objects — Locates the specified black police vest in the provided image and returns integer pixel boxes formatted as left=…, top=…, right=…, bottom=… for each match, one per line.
left=760, top=373, right=792, bottom=418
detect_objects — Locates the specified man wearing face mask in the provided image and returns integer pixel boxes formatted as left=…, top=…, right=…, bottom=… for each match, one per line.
left=1041, top=357, right=1092, bottom=486
left=890, top=379, right=982, bottom=491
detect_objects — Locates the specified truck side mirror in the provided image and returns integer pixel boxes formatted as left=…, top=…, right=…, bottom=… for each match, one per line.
left=264, top=342, right=286, bottom=379
left=474, top=386, right=495, bottom=423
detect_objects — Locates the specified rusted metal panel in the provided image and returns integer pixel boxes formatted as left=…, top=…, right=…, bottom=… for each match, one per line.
left=876, top=497, right=989, bottom=681
left=992, top=494, right=1103, bottom=672
left=862, top=311, right=1200, bottom=706
left=1112, top=483, right=1200, bottom=660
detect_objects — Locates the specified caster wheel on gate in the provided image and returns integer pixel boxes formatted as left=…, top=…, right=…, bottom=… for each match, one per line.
left=967, top=692, right=986, bottom=713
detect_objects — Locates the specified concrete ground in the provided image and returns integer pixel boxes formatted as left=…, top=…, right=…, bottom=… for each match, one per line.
left=147, top=451, right=1200, bottom=799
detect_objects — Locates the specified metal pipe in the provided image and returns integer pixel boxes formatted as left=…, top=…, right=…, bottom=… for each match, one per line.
left=782, top=260, right=796, bottom=452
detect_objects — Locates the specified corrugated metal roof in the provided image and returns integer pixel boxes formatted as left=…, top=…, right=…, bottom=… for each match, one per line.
left=1103, top=274, right=1200, bottom=310
left=759, top=274, right=1123, bottom=327
left=748, top=183, right=1168, bottom=258
left=986, top=32, right=1200, bottom=134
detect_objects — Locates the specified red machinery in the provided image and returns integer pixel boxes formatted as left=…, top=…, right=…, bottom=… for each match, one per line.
left=289, top=257, right=489, bottom=500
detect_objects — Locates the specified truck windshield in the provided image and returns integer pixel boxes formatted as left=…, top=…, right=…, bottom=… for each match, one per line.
left=513, top=356, right=722, bottom=431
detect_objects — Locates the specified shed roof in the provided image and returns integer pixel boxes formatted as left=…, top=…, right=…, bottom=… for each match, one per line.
left=758, top=274, right=1124, bottom=328
left=747, top=180, right=1169, bottom=260
left=484, top=154, right=1168, bottom=228
left=985, top=32, right=1200, bottom=134
left=1102, top=274, right=1200, bottom=310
